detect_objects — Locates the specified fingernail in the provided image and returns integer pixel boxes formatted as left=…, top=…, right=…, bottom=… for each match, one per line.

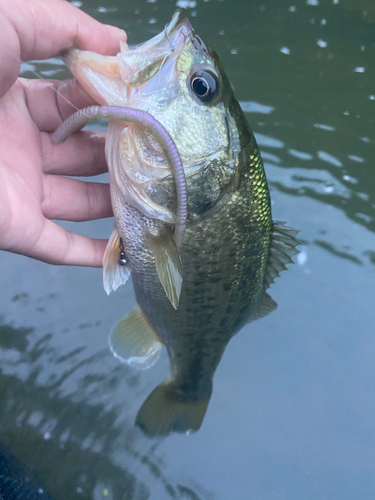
left=105, top=25, right=127, bottom=42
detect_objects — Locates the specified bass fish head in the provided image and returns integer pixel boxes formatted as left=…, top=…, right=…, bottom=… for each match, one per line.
left=64, top=9, right=247, bottom=222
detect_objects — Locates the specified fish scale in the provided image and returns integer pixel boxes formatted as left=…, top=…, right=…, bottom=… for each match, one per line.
left=121, top=136, right=272, bottom=394
left=64, top=8, right=299, bottom=436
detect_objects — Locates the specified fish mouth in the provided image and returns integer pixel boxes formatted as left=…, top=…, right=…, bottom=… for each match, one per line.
left=63, top=9, right=193, bottom=105
left=135, top=9, right=192, bottom=53
left=119, top=9, right=193, bottom=88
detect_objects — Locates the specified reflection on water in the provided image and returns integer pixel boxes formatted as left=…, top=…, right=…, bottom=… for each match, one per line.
left=0, top=442, right=54, bottom=500
left=0, top=320, right=209, bottom=500
left=2, top=0, right=375, bottom=499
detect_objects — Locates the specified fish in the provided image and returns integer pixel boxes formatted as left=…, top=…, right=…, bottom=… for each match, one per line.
left=63, top=9, right=299, bottom=436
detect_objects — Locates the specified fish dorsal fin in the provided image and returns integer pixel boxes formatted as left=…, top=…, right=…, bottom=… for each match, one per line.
left=146, top=232, right=183, bottom=310
left=109, top=307, right=162, bottom=370
left=247, top=292, right=277, bottom=323
left=265, top=221, right=301, bottom=286
left=103, top=226, right=131, bottom=295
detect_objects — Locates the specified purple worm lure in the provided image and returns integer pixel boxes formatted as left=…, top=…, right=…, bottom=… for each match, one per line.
left=52, top=105, right=187, bottom=247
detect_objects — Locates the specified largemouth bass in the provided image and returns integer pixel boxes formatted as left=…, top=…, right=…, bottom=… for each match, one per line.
left=64, top=9, right=299, bottom=436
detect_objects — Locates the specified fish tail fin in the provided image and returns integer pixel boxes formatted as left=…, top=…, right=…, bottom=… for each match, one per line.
left=135, top=379, right=211, bottom=437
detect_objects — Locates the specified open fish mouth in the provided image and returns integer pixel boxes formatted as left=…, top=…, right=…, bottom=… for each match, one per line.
left=118, top=9, right=193, bottom=88
left=63, top=9, right=193, bottom=104
left=132, top=9, right=192, bottom=53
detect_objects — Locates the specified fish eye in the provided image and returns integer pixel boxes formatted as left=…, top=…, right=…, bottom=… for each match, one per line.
left=190, top=71, right=218, bottom=103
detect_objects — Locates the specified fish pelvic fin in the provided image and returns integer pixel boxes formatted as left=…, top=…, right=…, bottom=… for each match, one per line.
left=109, top=307, right=162, bottom=370
left=136, top=379, right=211, bottom=437
left=247, top=292, right=277, bottom=323
left=146, top=231, right=183, bottom=310
left=265, top=221, right=301, bottom=287
left=103, top=226, right=131, bottom=295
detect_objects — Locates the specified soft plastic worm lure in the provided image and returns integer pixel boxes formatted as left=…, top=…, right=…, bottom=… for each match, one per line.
left=52, top=105, right=187, bottom=247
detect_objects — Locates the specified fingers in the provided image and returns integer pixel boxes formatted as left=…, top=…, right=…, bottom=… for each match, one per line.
left=21, top=79, right=111, bottom=177
left=0, top=0, right=126, bottom=97
left=56, top=78, right=99, bottom=122
left=20, top=77, right=98, bottom=131
left=41, top=130, right=108, bottom=176
left=3, top=0, right=127, bottom=61
left=0, top=10, right=21, bottom=98
left=26, top=218, right=108, bottom=267
left=41, top=175, right=113, bottom=222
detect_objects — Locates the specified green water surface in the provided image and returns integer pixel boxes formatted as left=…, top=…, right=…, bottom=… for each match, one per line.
left=1, top=0, right=375, bottom=498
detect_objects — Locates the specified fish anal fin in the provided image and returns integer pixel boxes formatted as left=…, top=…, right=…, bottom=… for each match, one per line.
left=265, top=221, right=301, bottom=286
left=247, top=292, right=277, bottom=323
left=103, top=226, right=130, bottom=295
left=109, top=307, right=162, bottom=370
left=136, top=379, right=210, bottom=437
left=146, top=232, right=183, bottom=310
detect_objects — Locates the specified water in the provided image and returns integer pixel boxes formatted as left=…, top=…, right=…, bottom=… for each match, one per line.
left=2, top=0, right=375, bottom=498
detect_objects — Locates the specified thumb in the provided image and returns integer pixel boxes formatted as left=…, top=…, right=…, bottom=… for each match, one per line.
left=0, top=0, right=127, bottom=97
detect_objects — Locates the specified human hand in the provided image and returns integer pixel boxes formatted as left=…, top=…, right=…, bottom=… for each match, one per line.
left=0, top=0, right=127, bottom=267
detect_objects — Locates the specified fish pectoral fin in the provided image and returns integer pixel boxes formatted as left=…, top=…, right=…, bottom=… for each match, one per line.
left=147, top=232, right=183, bottom=310
left=109, top=307, right=162, bottom=370
left=265, top=221, right=301, bottom=286
left=103, top=226, right=130, bottom=295
left=247, top=292, right=277, bottom=323
left=136, top=379, right=211, bottom=437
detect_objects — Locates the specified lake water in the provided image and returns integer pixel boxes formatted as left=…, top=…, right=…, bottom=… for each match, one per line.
left=1, top=0, right=375, bottom=498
